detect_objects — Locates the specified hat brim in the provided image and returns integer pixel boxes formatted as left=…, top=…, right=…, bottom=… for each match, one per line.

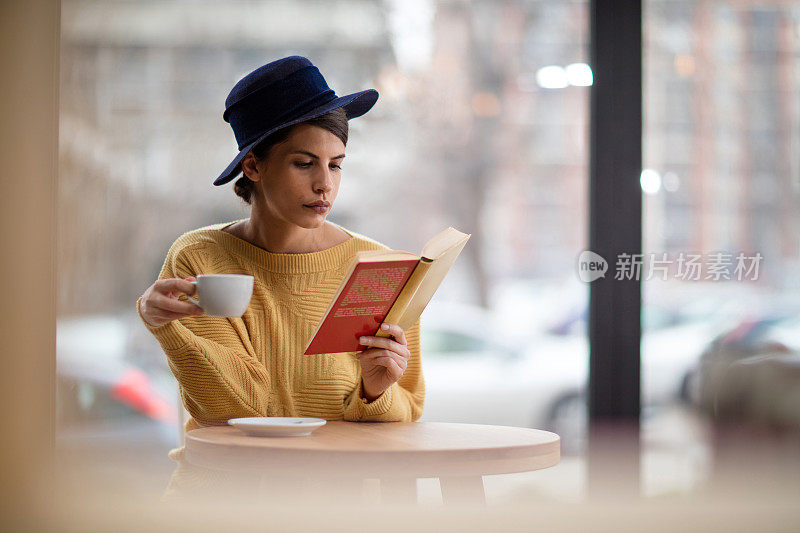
left=213, top=88, right=379, bottom=186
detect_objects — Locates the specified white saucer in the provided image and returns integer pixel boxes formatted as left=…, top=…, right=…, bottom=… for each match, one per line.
left=227, top=417, right=327, bottom=437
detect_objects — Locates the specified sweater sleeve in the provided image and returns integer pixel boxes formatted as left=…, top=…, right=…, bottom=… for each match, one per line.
left=136, top=242, right=271, bottom=426
left=342, top=318, right=425, bottom=422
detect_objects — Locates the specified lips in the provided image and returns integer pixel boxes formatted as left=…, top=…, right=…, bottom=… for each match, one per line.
left=304, top=202, right=329, bottom=214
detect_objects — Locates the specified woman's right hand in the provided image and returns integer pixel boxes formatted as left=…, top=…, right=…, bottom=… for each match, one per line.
left=139, top=276, right=205, bottom=327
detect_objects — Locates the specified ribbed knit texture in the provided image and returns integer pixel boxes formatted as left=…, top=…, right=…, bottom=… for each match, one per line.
left=137, top=219, right=425, bottom=439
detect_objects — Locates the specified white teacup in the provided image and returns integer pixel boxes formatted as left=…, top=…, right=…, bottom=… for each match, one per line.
left=186, top=274, right=253, bottom=317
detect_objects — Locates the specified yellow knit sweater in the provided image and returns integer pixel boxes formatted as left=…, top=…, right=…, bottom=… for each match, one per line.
left=136, top=219, right=425, bottom=436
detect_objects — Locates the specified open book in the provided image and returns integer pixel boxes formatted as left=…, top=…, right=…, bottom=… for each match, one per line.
left=303, top=227, right=471, bottom=355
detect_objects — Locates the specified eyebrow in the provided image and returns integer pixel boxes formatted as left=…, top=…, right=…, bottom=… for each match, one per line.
left=290, top=150, right=345, bottom=160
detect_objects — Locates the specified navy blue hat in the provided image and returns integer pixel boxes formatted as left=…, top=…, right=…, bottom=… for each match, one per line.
left=214, top=55, right=379, bottom=186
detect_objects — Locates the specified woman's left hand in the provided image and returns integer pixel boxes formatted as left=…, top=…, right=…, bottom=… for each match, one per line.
left=355, top=323, right=410, bottom=402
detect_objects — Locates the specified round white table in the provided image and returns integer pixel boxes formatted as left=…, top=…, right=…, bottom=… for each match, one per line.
left=185, top=421, right=560, bottom=505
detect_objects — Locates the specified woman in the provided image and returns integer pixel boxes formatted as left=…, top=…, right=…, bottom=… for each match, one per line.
left=136, top=56, right=424, bottom=499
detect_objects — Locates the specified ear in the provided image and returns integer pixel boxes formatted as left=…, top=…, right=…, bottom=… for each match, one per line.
left=241, top=151, right=260, bottom=182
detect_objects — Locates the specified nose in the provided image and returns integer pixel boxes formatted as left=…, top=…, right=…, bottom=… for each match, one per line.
left=312, top=164, right=335, bottom=195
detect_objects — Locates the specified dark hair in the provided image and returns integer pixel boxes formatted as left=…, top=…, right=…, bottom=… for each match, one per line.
left=233, top=107, right=349, bottom=205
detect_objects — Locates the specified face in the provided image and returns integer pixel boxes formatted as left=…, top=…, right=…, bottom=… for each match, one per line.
left=242, top=124, right=345, bottom=228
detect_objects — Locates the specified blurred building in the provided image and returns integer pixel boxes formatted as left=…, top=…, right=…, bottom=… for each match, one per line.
left=644, top=1, right=800, bottom=287
left=58, top=0, right=591, bottom=315
left=58, top=0, right=396, bottom=314
left=58, top=0, right=799, bottom=312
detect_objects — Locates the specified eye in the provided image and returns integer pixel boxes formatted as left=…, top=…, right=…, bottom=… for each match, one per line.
left=330, top=164, right=341, bottom=170
left=295, top=161, right=313, bottom=168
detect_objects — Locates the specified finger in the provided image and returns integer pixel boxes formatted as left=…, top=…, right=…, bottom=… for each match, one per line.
left=371, top=356, right=404, bottom=377
left=356, top=349, right=408, bottom=371
left=379, top=323, right=407, bottom=345
left=150, top=309, right=187, bottom=322
left=152, top=303, right=204, bottom=319
left=362, top=333, right=407, bottom=349
left=153, top=306, right=207, bottom=323
left=378, top=357, right=404, bottom=379
left=389, top=358, right=404, bottom=377
left=155, top=278, right=197, bottom=297
left=356, top=347, right=399, bottom=361
left=358, top=336, right=410, bottom=358
left=392, top=355, right=407, bottom=372
left=151, top=292, right=203, bottom=314
left=151, top=293, right=204, bottom=315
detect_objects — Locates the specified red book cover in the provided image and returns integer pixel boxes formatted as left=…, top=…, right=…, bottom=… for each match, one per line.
left=303, top=258, right=419, bottom=355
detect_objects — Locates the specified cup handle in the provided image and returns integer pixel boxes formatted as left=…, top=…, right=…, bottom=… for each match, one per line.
left=186, top=280, right=201, bottom=308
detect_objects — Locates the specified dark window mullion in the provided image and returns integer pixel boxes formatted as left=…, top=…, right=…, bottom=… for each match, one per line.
left=587, top=0, right=643, bottom=496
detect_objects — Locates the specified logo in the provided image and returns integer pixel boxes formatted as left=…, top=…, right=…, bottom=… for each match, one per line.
left=577, top=251, right=608, bottom=282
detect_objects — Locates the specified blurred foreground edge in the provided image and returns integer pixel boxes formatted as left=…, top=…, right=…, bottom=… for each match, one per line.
left=0, top=0, right=59, bottom=531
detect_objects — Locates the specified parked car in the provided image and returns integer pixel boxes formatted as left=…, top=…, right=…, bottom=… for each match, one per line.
left=687, top=313, right=800, bottom=424
left=57, top=315, right=180, bottom=453
left=418, top=300, right=561, bottom=430
left=419, top=298, right=738, bottom=454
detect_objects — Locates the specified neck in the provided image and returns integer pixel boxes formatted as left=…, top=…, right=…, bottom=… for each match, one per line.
left=242, top=203, right=332, bottom=254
